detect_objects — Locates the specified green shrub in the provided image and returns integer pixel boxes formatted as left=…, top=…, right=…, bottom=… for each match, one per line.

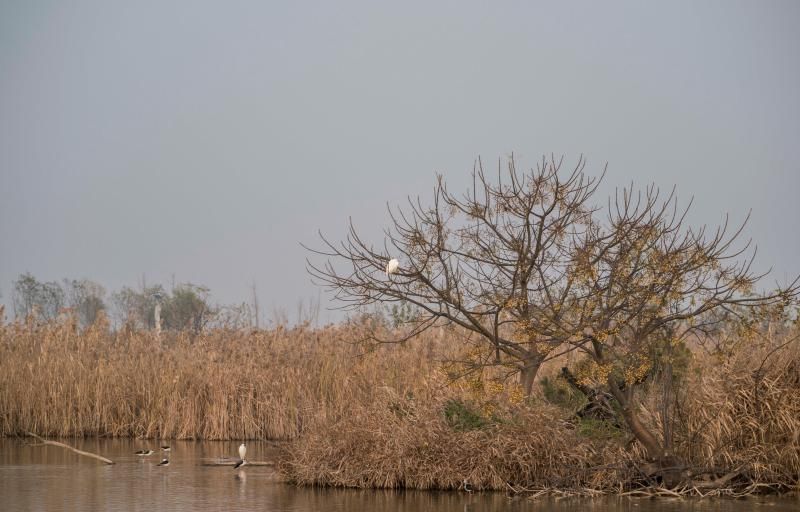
left=576, top=418, right=623, bottom=440
left=443, top=399, right=489, bottom=431
left=540, top=375, right=587, bottom=412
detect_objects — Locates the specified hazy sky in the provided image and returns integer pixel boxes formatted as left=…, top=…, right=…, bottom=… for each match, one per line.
left=1, top=1, right=798, bottom=324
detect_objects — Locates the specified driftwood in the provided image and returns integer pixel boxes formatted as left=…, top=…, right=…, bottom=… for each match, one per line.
left=27, top=432, right=114, bottom=465
left=201, top=458, right=274, bottom=467
left=690, top=467, right=743, bottom=489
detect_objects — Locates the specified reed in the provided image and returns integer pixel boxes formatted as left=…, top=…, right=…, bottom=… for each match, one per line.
left=0, top=314, right=436, bottom=440
left=1, top=313, right=798, bottom=494
left=281, top=325, right=800, bottom=494
left=675, top=337, right=800, bottom=492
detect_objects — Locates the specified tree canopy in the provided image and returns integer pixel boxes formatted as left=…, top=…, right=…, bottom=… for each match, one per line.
left=307, top=154, right=799, bottom=473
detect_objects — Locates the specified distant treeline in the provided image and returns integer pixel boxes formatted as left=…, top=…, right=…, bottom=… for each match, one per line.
left=6, top=272, right=253, bottom=331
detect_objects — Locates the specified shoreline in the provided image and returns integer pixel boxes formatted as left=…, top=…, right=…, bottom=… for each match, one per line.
left=2, top=320, right=798, bottom=497
left=2, top=434, right=798, bottom=498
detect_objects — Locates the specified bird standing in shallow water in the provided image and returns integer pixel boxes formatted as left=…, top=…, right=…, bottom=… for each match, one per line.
left=233, top=442, right=247, bottom=469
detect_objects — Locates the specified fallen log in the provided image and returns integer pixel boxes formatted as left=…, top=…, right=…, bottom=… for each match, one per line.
left=27, top=432, right=114, bottom=465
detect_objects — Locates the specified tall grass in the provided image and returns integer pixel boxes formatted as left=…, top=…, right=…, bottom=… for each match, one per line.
left=0, top=313, right=436, bottom=440
left=1, top=311, right=798, bottom=494
left=676, top=338, right=800, bottom=490
left=281, top=325, right=800, bottom=493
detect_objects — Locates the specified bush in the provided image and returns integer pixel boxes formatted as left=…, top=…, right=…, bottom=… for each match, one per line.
left=540, top=375, right=587, bottom=412
left=576, top=418, right=623, bottom=440
left=443, top=399, right=489, bottom=431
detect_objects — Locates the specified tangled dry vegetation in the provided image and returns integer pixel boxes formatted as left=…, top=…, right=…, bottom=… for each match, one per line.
left=675, top=338, right=800, bottom=495
left=1, top=310, right=798, bottom=496
left=282, top=334, right=800, bottom=496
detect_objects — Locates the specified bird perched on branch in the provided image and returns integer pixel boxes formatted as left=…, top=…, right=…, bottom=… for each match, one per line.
left=385, top=258, right=399, bottom=277
left=233, top=442, right=247, bottom=469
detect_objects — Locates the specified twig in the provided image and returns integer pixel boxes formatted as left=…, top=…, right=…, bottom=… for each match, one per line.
left=26, top=432, right=114, bottom=465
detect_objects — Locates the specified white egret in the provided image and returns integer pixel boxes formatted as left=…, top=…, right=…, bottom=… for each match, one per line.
left=385, top=258, right=400, bottom=277
left=233, top=442, right=247, bottom=469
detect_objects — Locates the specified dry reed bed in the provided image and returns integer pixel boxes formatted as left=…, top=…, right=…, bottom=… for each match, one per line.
left=282, top=328, right=800, bottom=494
left=280, top=380, right=627, bottom=491
left=0, top=316, right=438, bottom=440
left=676, top=341, right=800, bottom=493
left=1, top=315, right=798, bottom=494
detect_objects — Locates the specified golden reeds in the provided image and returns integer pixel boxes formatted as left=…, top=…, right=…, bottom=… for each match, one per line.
left=280, top=326, right=800, bottom=494
left=1, top=314, right=798, bottom=494
left=0, top=315, right=428, bottom=440
left=675, top=338, right=800, bottom=494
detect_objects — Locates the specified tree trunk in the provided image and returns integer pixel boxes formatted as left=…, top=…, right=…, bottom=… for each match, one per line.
left=607, top=377, right=663, bottom=459
left=519, top=354, right=544, bottom=395
left=606, top=377, right=685, bottom=486
left=619, top=402, right=664, bottom=460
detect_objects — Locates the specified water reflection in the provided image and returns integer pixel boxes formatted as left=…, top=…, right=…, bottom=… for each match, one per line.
left=0, top=438, right=797, bottom=512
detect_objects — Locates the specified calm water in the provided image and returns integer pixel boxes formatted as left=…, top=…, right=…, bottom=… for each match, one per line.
left=0, top=438, right=797, bottom=512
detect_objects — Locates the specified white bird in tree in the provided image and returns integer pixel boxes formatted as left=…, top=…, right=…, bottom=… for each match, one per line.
left=385, top=258, right=400, bottom=277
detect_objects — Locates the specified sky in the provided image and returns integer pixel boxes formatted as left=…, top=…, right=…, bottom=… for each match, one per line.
left=1, top=1, right=799, bottom=325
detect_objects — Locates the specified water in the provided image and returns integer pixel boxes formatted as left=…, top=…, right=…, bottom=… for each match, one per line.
left=0, top=438, right=796, bottom=511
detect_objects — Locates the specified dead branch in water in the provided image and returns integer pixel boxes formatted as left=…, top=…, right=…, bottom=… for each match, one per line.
left=201, top=458, right=274, bottom=467
left=27, top=432, right=114, bottom=465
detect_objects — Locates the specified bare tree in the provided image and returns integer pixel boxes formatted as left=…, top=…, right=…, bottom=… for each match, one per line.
left=533, top=185, right=799, bottom=481
left=63, top=278, right=106, bottom=328
left=211, top=302, right=254, bottom=330
left=308, top=153, right=799, bottom=483
left=163, top=283, right=214, bottom=333
left=306, top=155, right=602, bottom=394
left=112, top=282, right=215, bottom=334
left=12, top=273, right=65, bottom=321
left=111, top=284, right=165, bottom=329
